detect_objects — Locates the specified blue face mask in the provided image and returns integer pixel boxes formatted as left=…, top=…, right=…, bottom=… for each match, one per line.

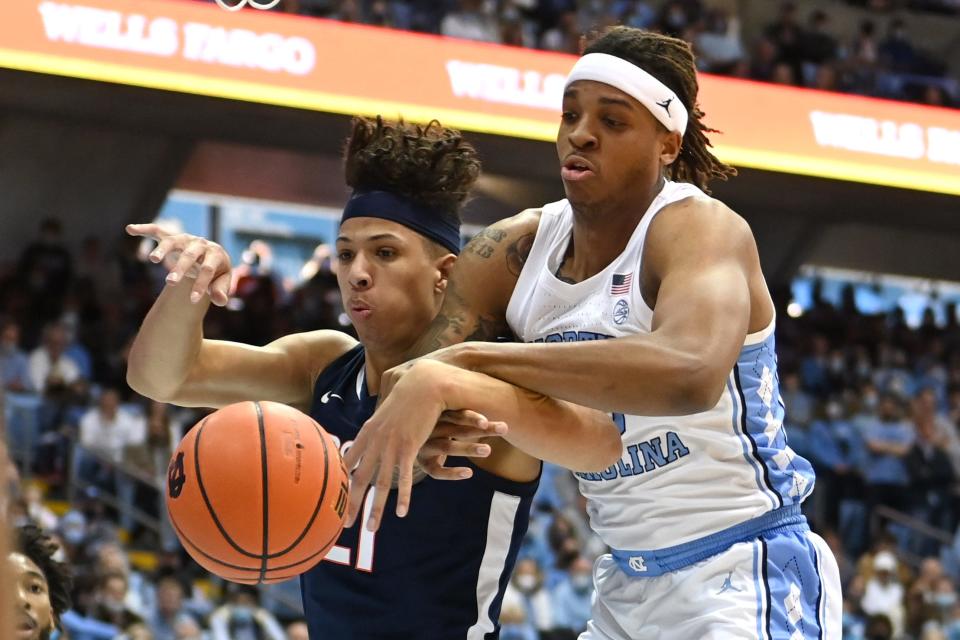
left=571, top=574, right=592, bottom=593
left=935, top=592, right=957, bottom=608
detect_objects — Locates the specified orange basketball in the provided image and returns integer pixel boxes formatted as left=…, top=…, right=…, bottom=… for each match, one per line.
left=165, top=401, right=349, bottom=584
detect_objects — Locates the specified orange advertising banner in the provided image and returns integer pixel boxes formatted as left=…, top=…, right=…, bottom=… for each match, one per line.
left=1, top=0, right=958, bottom=195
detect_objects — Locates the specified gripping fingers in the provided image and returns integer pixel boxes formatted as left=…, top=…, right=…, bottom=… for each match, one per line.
left=420, top=438, right=491, bottom=458
left=167, top=238, right=207, bottom=285
left=190, top=254, right=221, bottom=304
left=419, top=453, right=473, bottom=481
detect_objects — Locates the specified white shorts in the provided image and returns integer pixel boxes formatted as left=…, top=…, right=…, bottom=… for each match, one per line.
left=580, top=529, right=842, bottom=640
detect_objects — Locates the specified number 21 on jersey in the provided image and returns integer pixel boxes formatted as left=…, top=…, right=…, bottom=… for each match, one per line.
left=323, top=488, right=377, bottom=572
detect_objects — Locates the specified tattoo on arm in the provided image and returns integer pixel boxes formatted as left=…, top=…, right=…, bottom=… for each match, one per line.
left=463, top=228, right=508, bottom=260
left=506, top=233, right=535, bottom=277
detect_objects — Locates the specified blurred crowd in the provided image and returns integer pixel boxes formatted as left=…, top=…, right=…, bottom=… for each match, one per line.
left=6, top=215, right=960, bottom=638
left=197, top=0, right=959, bottom=108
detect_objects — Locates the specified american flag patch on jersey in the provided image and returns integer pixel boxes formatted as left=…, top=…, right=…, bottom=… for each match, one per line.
left=611, top=272, right=633, bottom=295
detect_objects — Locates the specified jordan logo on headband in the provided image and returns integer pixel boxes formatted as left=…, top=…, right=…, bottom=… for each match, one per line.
left=565, top=53, right=689, bottom=135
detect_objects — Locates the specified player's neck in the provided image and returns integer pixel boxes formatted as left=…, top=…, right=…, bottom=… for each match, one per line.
left=361, top=348, right=405, bottom=396
left=565, top=178, right=663, bottom=281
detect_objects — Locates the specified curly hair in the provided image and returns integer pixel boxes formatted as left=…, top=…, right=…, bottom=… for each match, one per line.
left=343, top=116, right=481, bottom=221
left=14, top=524, right=72, bottom=624
left=583, top=27, right=736, bottom=192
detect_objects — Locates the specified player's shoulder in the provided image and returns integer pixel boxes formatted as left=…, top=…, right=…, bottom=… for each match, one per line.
left=651, top=191, right=753, bottom=248
left=483, top=207, right=543, bottom=239
left=268, top=330, right=359, bottom=383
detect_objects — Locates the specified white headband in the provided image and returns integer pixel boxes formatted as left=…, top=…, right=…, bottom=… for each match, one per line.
left=565, top=53, right=688, bottom=136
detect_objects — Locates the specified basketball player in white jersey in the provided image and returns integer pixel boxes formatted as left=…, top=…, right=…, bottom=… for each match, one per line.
left=345, top=27, right=843, bottom=639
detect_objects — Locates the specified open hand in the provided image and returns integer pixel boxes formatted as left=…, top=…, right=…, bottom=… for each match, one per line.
left=126, top=223, right=233, bottom=306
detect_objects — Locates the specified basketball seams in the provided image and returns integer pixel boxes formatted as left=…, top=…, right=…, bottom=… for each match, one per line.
left=194, top=417, right=262, bottom=559
left=170, top=505, right=336, bottom=574
left=255, top=401, right=270, bottom=583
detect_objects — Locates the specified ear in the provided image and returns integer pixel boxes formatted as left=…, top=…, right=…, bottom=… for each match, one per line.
left=434, top=253, right=458, bottom=293
left=659, top=130, right=682, bottom=167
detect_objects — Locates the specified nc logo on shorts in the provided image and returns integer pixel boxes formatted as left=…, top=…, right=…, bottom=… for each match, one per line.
left=214, top=0, right=281, bottom=11
left=628, top=556, right=647, bottom=572
left=614, top=299, right=629, bottom=325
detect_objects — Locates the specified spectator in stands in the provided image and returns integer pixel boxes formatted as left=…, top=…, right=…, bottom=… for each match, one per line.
left=441, top=0, right=501, bottom=43
left=17, top=217, right=73, bottom=325
left=862, top=550, right=907, bottom=635
left=861, top=393, right=915, bottom=517
left=541, top=10, right=580, bottom=53
left=94, top=541, right=153, bottom=618
left=814, top=63, right=842, bottom=92
left=1, top=319, right=31, bottom=391
left=506, top=557, right=553, bottom=634
left=748, top=36, right=780, bottom=82
left=28, top=322, right=81, bottom=396
left=92, top=571, right=144, bottom=630
left=880, top=19, right=917, bottom=73
left=764, top=1, right=805, bottom=81
left=906, top=404, right=955, bottom=551
left=550, top=554, right=593, bottom=637
left=149, top=574, right=198, bottom=640
left=849, top=19, right=881, bottom=93
left=693, top=8, right=744, bottom=75
left=803, top=10, right=839, bottom=66
left=22, top=483, right=59, bottom=532
left=76, top=235, right=122, bottom=303
left=657, top=1, right=691, bottom=38
left=124, top=401, right=178, bottom=480
left=923, top=85, right=952, bottom=106
left=210, top=585, right=284, bottom=640
left=78, top=388, right=145, bottom=462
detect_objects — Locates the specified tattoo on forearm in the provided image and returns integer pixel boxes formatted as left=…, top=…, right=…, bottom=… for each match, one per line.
left=506, top=233, right=535, bottom=277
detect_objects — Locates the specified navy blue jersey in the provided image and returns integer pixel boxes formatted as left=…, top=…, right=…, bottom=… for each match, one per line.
left=301, top=345, right=539, bottom=640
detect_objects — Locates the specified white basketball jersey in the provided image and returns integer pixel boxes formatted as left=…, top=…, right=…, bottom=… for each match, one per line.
left=505, top=180, right=815, bottom=552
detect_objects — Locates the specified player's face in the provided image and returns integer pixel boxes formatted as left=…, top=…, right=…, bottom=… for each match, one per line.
left=336, top=218, right=451, bottom=353
left=558, top=80, right=680, bottom=211
left=8, top=552, right=56, bottom=640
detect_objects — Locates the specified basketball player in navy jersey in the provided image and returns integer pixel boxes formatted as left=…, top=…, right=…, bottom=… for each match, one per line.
left=346, top=29, right=843, bottom=639
left=126, top=116, right=620, bottom=639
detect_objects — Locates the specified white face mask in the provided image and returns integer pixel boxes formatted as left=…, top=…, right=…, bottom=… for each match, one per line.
left=571, top=573, right=592, bottom=592
left=514, top=574, right=537, bottom=592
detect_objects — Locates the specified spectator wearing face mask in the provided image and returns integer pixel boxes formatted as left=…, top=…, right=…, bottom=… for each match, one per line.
left=550, top=555, right=594, bottom=636
left=504, top=557, right=553, bottom=633
left=209, top=586, right=284, bottom=640
left=862, top=551, right=906, bottom=636
left=92, top=571, right=144, bottom=630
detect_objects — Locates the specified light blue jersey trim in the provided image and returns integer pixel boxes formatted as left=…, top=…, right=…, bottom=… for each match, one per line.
left=611, top=504, right=808, bottom=577
left=727, top=376, right=779, bottom=510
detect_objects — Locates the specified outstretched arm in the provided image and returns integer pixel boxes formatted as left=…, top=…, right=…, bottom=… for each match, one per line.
left=346, top=359, right=620, bottom=531
left=125, top=224, right=355, bottom=411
